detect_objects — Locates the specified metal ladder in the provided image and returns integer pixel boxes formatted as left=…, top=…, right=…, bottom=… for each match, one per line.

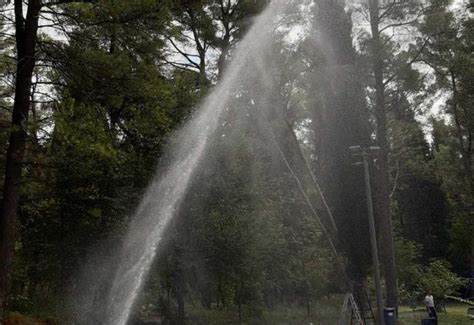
left=361, top=289, right=376, bottom=323
left=339, top=292, right=364, bottom=325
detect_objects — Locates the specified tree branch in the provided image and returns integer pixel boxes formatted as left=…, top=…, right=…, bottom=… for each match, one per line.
left=41, top=0, right=97, bottom=7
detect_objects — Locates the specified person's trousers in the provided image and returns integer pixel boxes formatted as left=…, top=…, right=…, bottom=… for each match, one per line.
left=427, top=306, right=437, bottom=324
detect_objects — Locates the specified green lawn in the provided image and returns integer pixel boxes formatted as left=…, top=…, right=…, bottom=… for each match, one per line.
left=4, top=300, right=472, bottom=324
left=185, top=296, right=342, bottom=324
left=185, top=302, right=474, bottom=324
left=399, top=303, right=474, bottom=324
left=185, top=301, right=474, bottom=324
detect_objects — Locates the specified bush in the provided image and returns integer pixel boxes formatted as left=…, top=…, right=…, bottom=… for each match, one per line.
left=418, top=259, right=466, bottom=301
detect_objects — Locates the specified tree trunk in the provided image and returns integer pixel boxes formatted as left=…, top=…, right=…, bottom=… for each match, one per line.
left=217, top=19, right=231, bottom=78
left=218, top=280, right=227, bottom=308
left=238, top=287, right=242, bottom=321
left=471, top=238, right=474, bottom=297
left=200, top=282, right=211, bottom=309
left=186, top=6, right=207, bottom=88
left=301, top=259, right=311, bottom=316
left=368, top=0, right=398, bottom=309
left=176, top=270, right=185, bottom=324
left=0, top=0, right=41, bottom=313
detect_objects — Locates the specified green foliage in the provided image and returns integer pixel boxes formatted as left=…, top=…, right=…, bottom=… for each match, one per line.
left=395, top=238, right=424, bottom=307
left=395, top=238, right=423, bottom=291
left=418, top=259, right=465, bottom=300
left=448, top=211, right=473, bottom=275
left=396, top=240, right=465, bottom=305
left=430, top=118, right=473, bottom=276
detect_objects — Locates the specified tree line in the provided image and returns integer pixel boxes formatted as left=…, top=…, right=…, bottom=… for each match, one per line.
left=0, top=0, right=472, bottom=323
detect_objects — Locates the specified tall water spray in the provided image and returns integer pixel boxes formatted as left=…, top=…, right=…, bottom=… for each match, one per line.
left=74, top=1, right=302, bottom=323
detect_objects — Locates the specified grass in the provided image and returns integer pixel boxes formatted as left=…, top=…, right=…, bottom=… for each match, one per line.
left=4, top=299, right=472, bottom=324
left=184, top=301, right=473, bottom=324
left=185, top=296, right=342, bottom=324
left=399, top=303, right=474, bottom=325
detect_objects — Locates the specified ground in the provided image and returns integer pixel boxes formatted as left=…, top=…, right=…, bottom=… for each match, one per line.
left=185, top=301, right=474, bottom=324
left=399, top=303, right=474, bottom=325
left=2, top=301, right=473, bottom=324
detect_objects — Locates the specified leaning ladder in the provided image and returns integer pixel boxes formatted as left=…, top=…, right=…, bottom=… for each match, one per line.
left=339, top=292, right=364, bottom=325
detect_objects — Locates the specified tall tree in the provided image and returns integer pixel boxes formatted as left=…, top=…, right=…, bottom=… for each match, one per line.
left=309, top=0, right=372, bottom=307
left=0, top=0, right=42, bottom=312
left=0, top=0, right=138, bottom=313
left=417, top=1, right=473, bottom=282
left=361, top=0, right=429, bottom=308
left=390, top=95, right=450, bottom=260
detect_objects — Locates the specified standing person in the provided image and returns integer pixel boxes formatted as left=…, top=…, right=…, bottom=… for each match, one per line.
left=424, top=291, right=437, bottom=322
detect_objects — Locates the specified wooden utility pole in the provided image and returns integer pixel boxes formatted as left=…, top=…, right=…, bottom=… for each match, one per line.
left=351, top=145, right=385, bottom=325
